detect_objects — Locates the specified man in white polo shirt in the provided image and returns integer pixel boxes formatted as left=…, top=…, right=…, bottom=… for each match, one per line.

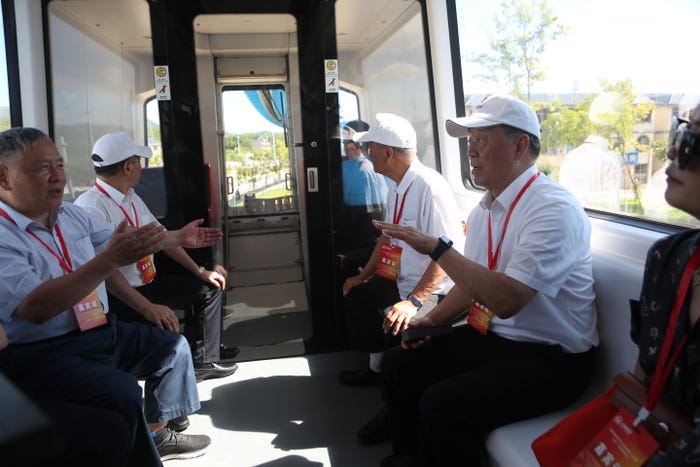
left=339, top=113, right=465, bottom=443
left=374, top=95, right=598, bottom=467
left=75, top=132, right=238, bottom=387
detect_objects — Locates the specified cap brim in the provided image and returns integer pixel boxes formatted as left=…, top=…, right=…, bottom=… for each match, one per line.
left=353, top=131, right=369, bottom=143
left=445, top=116, right=501, bottom=138
left=135, top=146, right=153, bottom=158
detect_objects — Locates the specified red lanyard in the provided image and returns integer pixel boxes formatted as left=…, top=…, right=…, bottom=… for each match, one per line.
left=392, top=184, right=412, bottom=225
left=638, top=246, right=700, bottom=424
left=0, top=207, right=73, bottom=273
left=95, top=182, right=139, bottom=227
left=487, top=172, right=539, bottom=270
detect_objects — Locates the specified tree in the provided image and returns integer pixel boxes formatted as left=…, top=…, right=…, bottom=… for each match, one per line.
left=592, top=79, right=654, bottom=211
left=470, top=0, right=567, bottom=101
left=533, top=96, right=594, bottom=152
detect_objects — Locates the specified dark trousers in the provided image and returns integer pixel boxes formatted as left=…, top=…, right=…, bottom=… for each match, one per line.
left=381, top=324, right=595, bottom=465
left=37, top=398, right=132, bottom=467
left=0, top=316, right=200, bottom=467
left=344, top=276, right=401, bottom=352
left=344, top=276, right=442, bottom=353
left=109, top=272, right=223, bottom=365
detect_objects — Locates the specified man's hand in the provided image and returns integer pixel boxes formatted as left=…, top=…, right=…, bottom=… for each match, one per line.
left=179, top=219, right=222, bottom=248
left=213, top=264, right=228, bottom=284
left=383, top=300, right=418, bottom=336
left=400, top=316, right=437, bottom=350
left=140, top=303, right=180, bottom=332
left=342, top=274, right=366, bottom=297
left=105, top=221, right=165, bottom=267
left=0, top=322, right=7, bottom=350
left=200, top=268, right=226, bottom=290
left=373, top=220, right=438, bottom=256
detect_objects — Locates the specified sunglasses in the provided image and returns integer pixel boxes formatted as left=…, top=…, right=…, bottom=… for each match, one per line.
left=670, top=116, right=700, bottom=170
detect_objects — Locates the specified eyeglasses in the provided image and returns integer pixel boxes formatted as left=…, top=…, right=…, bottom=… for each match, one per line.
left=670, top=116, right=700, bottom=170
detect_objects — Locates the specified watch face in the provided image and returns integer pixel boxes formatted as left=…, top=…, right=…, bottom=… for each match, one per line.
left=440, top=235, right=453, bottom=247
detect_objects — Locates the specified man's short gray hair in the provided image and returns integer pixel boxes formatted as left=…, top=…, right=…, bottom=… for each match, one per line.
left=0, top=127, right=51, bottom=164
left=392, top=146, right=416, bottom=159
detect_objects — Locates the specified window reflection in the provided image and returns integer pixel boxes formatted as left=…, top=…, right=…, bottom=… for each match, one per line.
left=0, top=4, right=11, bottom=131
left=456, top=0, right=700, bottom=227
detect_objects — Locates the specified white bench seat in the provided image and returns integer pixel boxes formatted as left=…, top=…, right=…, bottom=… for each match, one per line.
left=485, top=251, right=643, bottom=466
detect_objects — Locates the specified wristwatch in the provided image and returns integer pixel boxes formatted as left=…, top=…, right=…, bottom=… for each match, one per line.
left=408, top=294, right=423, bottom=309
left=429, top=235, right=453, bottom=262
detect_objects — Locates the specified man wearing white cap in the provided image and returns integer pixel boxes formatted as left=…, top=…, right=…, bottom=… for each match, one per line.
left=339, top=113, right=464, bottom=444
left=75, top=132, right=239, bottom=385
left=373, top=95, right=598, bottom=467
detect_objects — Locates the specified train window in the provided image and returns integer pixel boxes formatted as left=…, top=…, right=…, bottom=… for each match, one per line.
left=220, top=86, right=291, bottom=210
left=144, top=97, right=163, bottom=167
left=335, top=0, right=436, bottom=169
left=47, top=0, right=153, bottom=201
left=455, top=0, right=700, bottom=228
left=339, top=87, right=360, bottom=123
left=0, top=4, right=10, bottom=131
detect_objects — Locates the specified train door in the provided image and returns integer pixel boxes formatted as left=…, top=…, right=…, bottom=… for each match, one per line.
left=186, top=5, right=341, bottom=357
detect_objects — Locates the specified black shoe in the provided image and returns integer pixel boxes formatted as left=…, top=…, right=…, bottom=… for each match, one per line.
left=194, top=362, right=238, bottom=382
left=338, top=367, right=381, bottom=387
left=154, top=426, right=210, bottom=461
left=380, top=453, right=425, bottom=467
left=219, top=343, right=240, bottom=360
left=358, top=406, right=391, bottom=444
left=167, top=415, right=190, bottom=432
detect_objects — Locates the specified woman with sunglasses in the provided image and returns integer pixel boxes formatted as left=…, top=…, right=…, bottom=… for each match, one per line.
left=632, top=102, right=700, bottom=466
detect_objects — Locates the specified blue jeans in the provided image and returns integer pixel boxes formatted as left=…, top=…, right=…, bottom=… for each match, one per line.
left=0, top=315, right=200, bottom=466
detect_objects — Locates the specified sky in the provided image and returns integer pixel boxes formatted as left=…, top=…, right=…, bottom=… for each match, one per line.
left=456, top=0, right=700, bottom=95
left=4, top=0, right=696, bottom=125
left=221, top=91, right=282, bottom=134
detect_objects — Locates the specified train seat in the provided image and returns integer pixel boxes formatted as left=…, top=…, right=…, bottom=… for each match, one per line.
left=484, top=251, right=642, bottom=466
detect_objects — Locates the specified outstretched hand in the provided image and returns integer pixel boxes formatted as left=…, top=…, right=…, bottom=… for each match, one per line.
left=372, top=220, right=438, bottom=256
left=105, top=221, right=165, bottom=267
left=180, top=219, right=223, bottom=248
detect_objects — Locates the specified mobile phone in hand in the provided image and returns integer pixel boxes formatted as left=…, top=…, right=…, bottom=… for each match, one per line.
left=401, top=325, right=453, bottom=342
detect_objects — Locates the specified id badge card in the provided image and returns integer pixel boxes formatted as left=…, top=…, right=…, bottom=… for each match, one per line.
left=137, top=256, right=156, bottom=284
left=73, top=289, right=107, bottom=331
left=376, top=242, right=402, bottom=281
left=571, top=408, right=659, bottom=467
left=468, top=300, right=493, bottom=335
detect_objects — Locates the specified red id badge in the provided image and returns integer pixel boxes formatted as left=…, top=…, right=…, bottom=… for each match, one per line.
left=571, top=408, right=659, bottom=467
left=467, top=300, right=493, bottom=335
left=137, top=256, right=156, bottom=284
left=376, top=243, right=402, bottom=281
left=73, top=289, right=107, bottom=331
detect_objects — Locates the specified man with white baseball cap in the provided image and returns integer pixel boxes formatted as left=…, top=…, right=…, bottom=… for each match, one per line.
left=75, top=131, right=241, bottom=457
left=445, top=93, right=542, bottom=139
left=90, top=131, right=154, bottom=166
left=339, top=113, right=465, bottom=445
left=374, top=95, right=597, bottom=467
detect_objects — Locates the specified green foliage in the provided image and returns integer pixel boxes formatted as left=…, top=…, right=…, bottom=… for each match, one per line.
left=536, top=159, right=553, bottom=176
left=595, top=78, right=654, bottom=153
left=149, top=148, right=163, bottom=167
left=650, top=140, right=668, bottom=162
left=471, top=0, right=567, bottom=100
left=533, top=96, right=594, bottom=152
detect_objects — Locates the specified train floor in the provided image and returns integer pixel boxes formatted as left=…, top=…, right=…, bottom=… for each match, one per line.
left=179, top=351, right=389, bottom=467
left=169, top=282, right=388, bottom=466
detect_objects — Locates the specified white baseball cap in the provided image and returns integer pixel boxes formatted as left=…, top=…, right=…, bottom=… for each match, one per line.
left=445, top=94, right=541, bottom=139
left=354, top=113, right=417, bottom=149
left=91, top=131, right=152, bottom=167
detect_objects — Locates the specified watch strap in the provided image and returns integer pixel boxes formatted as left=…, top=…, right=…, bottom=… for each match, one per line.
left=429, top=236, right=453, bottom=262
left=408, top=294, right=423, bottom=309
